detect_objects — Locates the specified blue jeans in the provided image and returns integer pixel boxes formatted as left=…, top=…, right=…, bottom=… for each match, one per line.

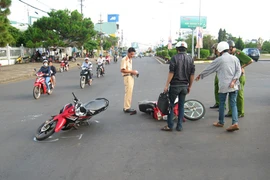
left=45, top=77, right=51, bottom=91
left=219, top=91, right=238, bottom=125
left=167, top=86, right=188, bottom=129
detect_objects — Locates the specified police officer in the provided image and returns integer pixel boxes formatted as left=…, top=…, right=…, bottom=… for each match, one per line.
left=120, top=47, right=139, bottom=114
left=225, top=40, right=253, bottom=118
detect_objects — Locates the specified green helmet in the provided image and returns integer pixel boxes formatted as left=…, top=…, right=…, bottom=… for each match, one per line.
left=227, top=40, right=235, bottom=47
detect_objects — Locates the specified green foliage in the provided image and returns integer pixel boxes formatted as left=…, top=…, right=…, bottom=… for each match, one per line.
left=218, top=28, right=227, bottom=42
left=183, top=34, right=195, bottom=53
left=199, top=49, right=210, bottom=58
left=24, top=9, right=96, bottom=48
left=102, top=36, right=118, bottom=50
left=8, top=26, right=26, bottom=47
left=262, top=41, right=270, bottom=53
left=0, top=0, right=14, bottom=47
left=235, top=37, right=245, bottom=50
left=203, top=35, right=217, bottom=52
left=245, top=42, right=257, bottom=48
left=84, top=40, right=98, bottom=51
left=168, top=49, right=177, bottom=57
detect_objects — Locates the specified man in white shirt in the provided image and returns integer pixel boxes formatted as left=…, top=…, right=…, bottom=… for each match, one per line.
left=81, top=57, right=93, bottom=85
left=97, top=54, right=105, bottom=74
left=195, top=41, right=241, bottom=132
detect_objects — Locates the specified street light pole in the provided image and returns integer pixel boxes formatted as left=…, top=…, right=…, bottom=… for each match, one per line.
left=198, top=0, right=201, bottom=59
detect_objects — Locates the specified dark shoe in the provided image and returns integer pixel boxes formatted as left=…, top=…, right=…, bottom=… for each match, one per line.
left=123, top=108, right=136, bottom=113
left=161, top=126, right=173, bottom=131
left=210, top=104, right=219, bottom=109
left=225, top=114, right=232, bottom=117
left=176, top=126, right=183, bottom=131
left=238, top=114, right=244, bottom=118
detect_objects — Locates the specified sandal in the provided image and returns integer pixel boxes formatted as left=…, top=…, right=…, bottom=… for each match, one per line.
left=161, top=126, right=173, bottom=131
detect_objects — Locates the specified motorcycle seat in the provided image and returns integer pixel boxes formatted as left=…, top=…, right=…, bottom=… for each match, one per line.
left=83, top=98, right=109, bottom=114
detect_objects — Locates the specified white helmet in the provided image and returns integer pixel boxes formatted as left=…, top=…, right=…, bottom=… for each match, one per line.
left=217, top=41, right=229, bottom=53
left=175, top=41, right=188, bottom=49
left=85, top=57, right=89, bottom=61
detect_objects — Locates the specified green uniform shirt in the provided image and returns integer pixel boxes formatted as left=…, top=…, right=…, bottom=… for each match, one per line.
left=234, top=49, right=252, bottom=66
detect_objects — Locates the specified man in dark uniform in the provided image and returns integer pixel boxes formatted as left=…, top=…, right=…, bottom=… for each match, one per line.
left=225, top=40, right=253, bottom=118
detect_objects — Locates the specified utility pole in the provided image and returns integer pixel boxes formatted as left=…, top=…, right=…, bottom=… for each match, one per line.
left=97, top=14, right=103, bottom=55
left=78, top=0, right=84, bottom=16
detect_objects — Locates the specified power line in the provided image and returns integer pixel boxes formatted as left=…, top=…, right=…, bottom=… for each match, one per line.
left=36, top=0, right=55, bottom=10
left=18, top=0, right=48, bottom=14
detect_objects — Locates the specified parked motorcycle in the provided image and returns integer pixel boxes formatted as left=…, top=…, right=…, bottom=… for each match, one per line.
left=35, top=92, right=109, bottom=141
left=33, top=70, right=53, bottom=99
left=80, top=67, right=93, bottom=89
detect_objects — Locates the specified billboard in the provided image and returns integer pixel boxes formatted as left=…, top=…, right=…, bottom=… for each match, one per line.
left=108, top=14, right=119, bottom=22
left=180, top=16, right=207, bottom=29
left=131, top=42, right=139, bottom=49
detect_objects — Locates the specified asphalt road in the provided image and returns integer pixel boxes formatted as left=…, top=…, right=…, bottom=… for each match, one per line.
left=0, top=57, right=269, bottom=180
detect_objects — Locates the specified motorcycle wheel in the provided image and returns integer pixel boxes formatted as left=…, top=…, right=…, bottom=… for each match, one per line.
left=33, top=86, right=41, bottom=99
left=80, top=76, right=85, bottom=89
left=184, top=99, right=205, bottom=121
left=97, top=69, right=101, bottom=78
left=62, top=123, right=73, bottom=131
left=35, top=120, right=57, bottom=141
left=60, top=67, right=63, bottom=73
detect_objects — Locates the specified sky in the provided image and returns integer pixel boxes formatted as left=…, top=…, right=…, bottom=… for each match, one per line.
left=8, top=0, right=270, bottom=49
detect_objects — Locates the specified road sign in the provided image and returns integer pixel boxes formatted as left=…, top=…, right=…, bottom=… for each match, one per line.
left=108, top=14, right=119, bottom=22
left=180, top=16, right=207, bottom=29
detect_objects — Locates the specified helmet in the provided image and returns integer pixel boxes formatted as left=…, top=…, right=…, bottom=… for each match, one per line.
left=43, top=60, right=48, bottom=64
left=99, top=54, right=102, bottom=56
left=211, top=43, right=218, bottom=49
left=175, top=41, right=188, bottom=49
left=227, top=40, right=235, bottom=47
left=85, top=57, right=89, bottom=61
left=217, top=41, right=229, bottom=53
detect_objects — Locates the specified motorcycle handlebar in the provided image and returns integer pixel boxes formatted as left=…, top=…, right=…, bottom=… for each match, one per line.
left=72, top=92, right=78, bottom=101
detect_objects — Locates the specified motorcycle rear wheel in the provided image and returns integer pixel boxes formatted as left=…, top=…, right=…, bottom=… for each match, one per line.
left=184, top=99, right=205, bottom=121
left=97, top=69, right=101, bottom=78
left=33, top=86, right=41, bottom=99
left=35, top=120, right=57, bottom=141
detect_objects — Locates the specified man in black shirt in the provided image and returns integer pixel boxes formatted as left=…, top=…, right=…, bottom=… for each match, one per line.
left=49, top=61, right=57, bottom=88
left=162, top=41, right=195, bottom=131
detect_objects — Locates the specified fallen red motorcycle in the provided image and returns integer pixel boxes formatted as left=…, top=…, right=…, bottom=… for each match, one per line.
left=138, top=97, right=205, bottom=121
left=35, top=92, right=109, bottom=141
left=33, top=71, right=53, bottom=99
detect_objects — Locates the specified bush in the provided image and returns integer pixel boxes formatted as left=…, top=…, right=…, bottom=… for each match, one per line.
left=260, top=50, right=269, bottom=54
left=200, top=49, right=210, bottom=58
left=168, top=49, right=177, bottom=57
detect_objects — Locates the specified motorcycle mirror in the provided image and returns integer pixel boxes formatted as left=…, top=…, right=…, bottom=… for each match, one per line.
left=77, top=63, right=80, bottom=66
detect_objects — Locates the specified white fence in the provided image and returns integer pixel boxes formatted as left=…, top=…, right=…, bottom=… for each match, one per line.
left=0, top=44, right=35, bottom=66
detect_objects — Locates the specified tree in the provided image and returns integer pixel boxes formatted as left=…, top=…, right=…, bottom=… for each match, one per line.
left=8, top=26, right=26, bottom=47
left=245, top=42, right=257, bottom=48
left=84, top=39, right=98, bottom=51
left=0, top=0, right=14, bottom=47
left=184, top=34, right=196, bottom=53
left=202, top=35, right=217, bottom=52
left=25, top=9, right=96, bottom=48
left=262, top=41, right=270, bottom=53
left=235, top=37, right=245, bottom=50
left=217, top=28, right=227, bottom=42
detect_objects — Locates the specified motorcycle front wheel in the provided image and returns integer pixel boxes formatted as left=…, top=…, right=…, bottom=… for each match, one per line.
left=80, top=76, right=85, bottom=89
left=33, top=86, right=41, bottom=99
left=184, top=99, right=205, bottom=121
left=35, top=120, right=57, bottom=141
left=97, top=69, right=101, bottom=78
